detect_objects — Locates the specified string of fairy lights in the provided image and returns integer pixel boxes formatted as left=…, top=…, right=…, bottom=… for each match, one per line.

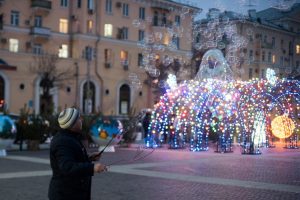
left=145, top=69, right=300, bottom=152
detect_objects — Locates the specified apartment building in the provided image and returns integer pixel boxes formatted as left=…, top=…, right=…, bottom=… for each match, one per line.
left=194, top=4, right=300, bottom=81
left=0, top=0, right=199, bottom=115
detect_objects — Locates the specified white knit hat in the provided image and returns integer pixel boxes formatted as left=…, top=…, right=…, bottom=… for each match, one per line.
left=58, top=108, right=80, bottom=129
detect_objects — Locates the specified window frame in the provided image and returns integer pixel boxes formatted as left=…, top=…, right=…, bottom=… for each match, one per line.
left=122, top=3, right=129, bottom=17
left=9, top=38, right=19, bottom=52
left=10, top=11, right=19, bottom=26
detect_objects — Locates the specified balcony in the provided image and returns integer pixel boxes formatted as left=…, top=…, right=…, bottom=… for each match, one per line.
left=152, top=19, right=173, bottom=28
left=261, top=42, right=273, bottom=49
left=31, top=0, right=52, bottom=15
left=30, top=26, right=51, bottom=41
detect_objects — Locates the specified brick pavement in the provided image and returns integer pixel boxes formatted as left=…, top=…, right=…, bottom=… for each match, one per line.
left=0, top=144, right=299, bottom=200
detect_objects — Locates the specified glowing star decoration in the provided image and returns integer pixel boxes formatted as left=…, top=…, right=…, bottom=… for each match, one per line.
left=271, top=115, right=295, bottom=139
left=166, top=74, right=177, bottom=90
left=196, top=49, right=233, bottom=81
left=266, top=68, right=277, bottom=85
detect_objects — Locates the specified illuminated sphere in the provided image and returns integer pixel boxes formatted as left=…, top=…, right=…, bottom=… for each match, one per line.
left=271, top=115, right=295, bottom=139
left=90, top=118, right=123, bottom=146
left=0, top=115, right=17, bottom=149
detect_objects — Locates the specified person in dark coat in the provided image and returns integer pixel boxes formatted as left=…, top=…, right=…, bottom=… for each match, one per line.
left=48, top=107, right=107, bottom=200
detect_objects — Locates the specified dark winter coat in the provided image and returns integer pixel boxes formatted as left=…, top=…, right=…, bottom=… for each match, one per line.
left=48, top=129, right=94, bottom=200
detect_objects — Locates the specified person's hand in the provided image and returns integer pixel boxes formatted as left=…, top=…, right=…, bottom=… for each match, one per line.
left=94, top=163, right=108, bottom=173
left=89, top=152, right=101, bottom=161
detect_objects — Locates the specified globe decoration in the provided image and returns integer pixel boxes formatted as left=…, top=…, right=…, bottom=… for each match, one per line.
left=195, top=49, right=233, bottom=81
left=90, top=117, right=123, bottom=152
left=271, top=115, right=295, bottom=139
left=0, top=115, right=17, bottom=156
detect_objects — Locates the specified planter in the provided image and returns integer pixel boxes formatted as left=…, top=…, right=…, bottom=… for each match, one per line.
left=27, top=140, right=40, bottom=151
left=0, top=138, right=14, bottom=149
left=0, top=138, right=13, bottom=156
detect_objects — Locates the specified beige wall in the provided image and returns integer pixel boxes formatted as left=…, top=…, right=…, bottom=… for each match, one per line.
left=0, top=0, right=197, bottom=115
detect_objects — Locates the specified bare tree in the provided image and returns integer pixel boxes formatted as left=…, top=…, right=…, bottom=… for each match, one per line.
left=29, top=53, right=74, bottom=115
left=144, top=60, right=191, bottom=104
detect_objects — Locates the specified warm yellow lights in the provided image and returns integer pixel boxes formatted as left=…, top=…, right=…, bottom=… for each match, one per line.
left=271, top=115, right=295, bottom=138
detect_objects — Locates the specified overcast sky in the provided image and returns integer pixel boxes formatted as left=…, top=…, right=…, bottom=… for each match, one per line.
left=175, top=0, right=300, bottom=19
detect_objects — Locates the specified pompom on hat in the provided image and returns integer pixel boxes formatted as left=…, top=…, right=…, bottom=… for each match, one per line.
left=58, top=108, right=80, bottom=129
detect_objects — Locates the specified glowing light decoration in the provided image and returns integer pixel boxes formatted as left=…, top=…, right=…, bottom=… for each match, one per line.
left=145, top=49, right=300, bottom=153
left=271, top=115, right=295, bottom=139
left=252, top=110, right=266, bottom=146
left=196, top=49, right=233, bottom=81
left=166, top=74, right=177, bottom=90
left=266, top=68, right=277, bottom=85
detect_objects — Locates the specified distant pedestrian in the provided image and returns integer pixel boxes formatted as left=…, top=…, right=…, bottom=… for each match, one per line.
left=48, top=107, right=107, bottom=200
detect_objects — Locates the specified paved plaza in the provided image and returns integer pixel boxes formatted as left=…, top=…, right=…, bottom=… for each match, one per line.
left=0, top=143, right=300, bottom=200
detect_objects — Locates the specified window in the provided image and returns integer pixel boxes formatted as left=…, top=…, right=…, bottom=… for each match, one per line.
left=175, top=15, right=180, bottom=26
left=272, top=55, right=276, bottom=64
left=119, top=84, right=130, bottom=114
left=87, top=0, right=94, bottom=10
left=138, top=30, right=144, bottom=41
left=249, top=35, right=253, bottom=42
left=121, top=27, right=128, bottom=40
left=138, top=53, right=143, bottom=67
left=172, top=36, right=180, bottom=49
left=58, top=44, right=68, bottom=58
left=83, top=81, right=95, bottom=114
left=195, top=33, right=201, bottom=43
left=272, top=37, right=275, bottom=48
left=289, top=41, right=293, bottom=55
left=59, top=19, right=68, bottom=33
left=264, top=35, right=267, bottom=43
left=249, top=68, right=253, bottom=79
left=9, top=38, right=18, bottom=52
left=77, top=0, right=81, bottom=8
left=105, top=0, right=112, bottom=13
left=122, top=3, right=129, bottom=17
left=262, top=51, right=265, bottom=62
left=120, top=50, right=128, bottom=64
left=261, top=69, right=265, bottom=79
left=0, top=14, right=3, bottom=30
left=163, top=34, right=170, bottom=45
left=60, top=0, right=68, bottom=7
left=249, top=50, right=253, bottom=61
left=33, top=44, right=42, bottom=55
left=268, top=52, right=271, bottom=62
left=280, top=56, right=284, bottom=66
left=162, top=13, right=167, bottom=25
left=139, top=7, right=145, bottom=20
left=87, top=20, right=93, bottom=33
left=104, top=24, right=113, bottom=37
left=0, top=76, right=4, bottom=103
left=34, top=16, right=42, bottom=27
left=296, top=45, right=300, bottom=54
left=10, top=11, right=19, bottom=26
left=153, top=11, right=159, bottom=26
left=104, top=49, right=112, bottom=64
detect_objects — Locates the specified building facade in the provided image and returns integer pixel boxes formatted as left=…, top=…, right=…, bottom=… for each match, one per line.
left=0, top=0, right=198, bottom=115
left=194, top=4, right=300, bottom=81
